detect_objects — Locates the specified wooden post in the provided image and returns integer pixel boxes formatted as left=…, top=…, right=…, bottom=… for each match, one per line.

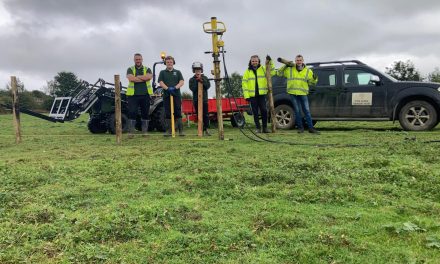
left=170, top=95, right=176, bottom=137
left=265, top=59, right=276, bottom=133
left=197, top=82, right=203, bottom=137
left=114, top=75, right=122, bottom=145
left=11, top=76, right=21, bottom=143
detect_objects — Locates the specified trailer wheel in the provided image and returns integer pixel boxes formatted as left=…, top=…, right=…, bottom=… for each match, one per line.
left=87, top=117, right=108, bottom=134
left=399, top=100, right=438, bottom=131
left=108, top=113, right=129, bottom=134
left=231, top=112, right=245, bottom=128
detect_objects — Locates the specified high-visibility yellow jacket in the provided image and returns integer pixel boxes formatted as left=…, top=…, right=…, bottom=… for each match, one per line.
left=241, top=61, right=276, bottom=99
left=277, top=64, right=317, bottom=95
left=127, top=66, right=153, bottom=96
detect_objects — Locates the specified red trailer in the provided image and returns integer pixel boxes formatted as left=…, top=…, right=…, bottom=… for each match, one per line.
left=182, top=97, right=249, bottom=127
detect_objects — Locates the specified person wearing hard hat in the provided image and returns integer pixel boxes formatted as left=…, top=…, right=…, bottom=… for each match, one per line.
left=126, top=53, right=153, bottom=137
left=242, top=55, right=275, bottom=133
left=159, top=55, right=185, bottom=136
left=189, top=62, right=211, bottom=136
left=277, top=54, right=319, bottom=134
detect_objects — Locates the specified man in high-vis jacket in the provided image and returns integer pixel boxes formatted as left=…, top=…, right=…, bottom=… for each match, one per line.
left=277, top=54, right=319, bottom=134
left=242, top=55, right=275, bottom=133
left=126, top=53, right=153, bottom=137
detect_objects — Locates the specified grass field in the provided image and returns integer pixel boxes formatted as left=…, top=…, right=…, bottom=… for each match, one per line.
left=1, top=114, right=440, bottom=263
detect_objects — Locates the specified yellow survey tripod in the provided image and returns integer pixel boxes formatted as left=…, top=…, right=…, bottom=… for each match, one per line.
left=203, top=17, right=226, bottom=140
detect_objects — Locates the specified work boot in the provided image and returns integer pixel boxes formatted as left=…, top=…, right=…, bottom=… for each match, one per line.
left=141, top=119, right=149, bottom=137
left=177, top=118, right=185, bottom=136
left=128, top=119, right=136, bottom=138
left=164, top=119, right=171, bottom=137
left=262, top=127, right=270, bottom=133
left=308, top=128, right=320, bottom=134
left=297, top=127, right=304, bottom=133
left=203, top=129, right=211, bottom=136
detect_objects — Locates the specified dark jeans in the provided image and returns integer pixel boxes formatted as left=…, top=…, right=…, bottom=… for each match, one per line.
left=290, top=94, right=313, bottom=129
left=127, top=94, right=150, bottom=120
left=249, top=95, right=267, bottom=129
left=193, top=100, right=209, bottom=130
left=164, top=96, right=182, bottom=119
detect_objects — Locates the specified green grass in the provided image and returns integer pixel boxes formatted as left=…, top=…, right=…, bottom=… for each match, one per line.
left=1, top=114, right=440, bottom=263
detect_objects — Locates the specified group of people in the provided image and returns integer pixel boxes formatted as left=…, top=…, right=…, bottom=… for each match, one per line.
left=242, top=54, right=319, bottom=134
left=125, top=52, right=319, bottom=137
left=125, top=53, right=210, bottom=137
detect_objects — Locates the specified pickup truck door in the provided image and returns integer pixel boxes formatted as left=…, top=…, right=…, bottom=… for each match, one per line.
left=308, top=68, right=338, bottom=118
left=337, top=67, right=387, bottom=118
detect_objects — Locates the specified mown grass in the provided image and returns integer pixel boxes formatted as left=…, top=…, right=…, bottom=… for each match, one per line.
left=1, top=114, right=440, bottom=263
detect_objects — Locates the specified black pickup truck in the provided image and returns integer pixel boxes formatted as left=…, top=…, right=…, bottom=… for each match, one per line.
left=272, top=60, right=440, bottom=131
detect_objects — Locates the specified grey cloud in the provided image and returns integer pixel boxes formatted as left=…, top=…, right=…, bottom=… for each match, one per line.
left=3, top=0, right=134, bottom=24
left=1, top=0, right=440, bottom=91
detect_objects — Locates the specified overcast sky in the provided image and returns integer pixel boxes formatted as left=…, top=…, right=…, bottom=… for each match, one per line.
left=1, top=0, right=440, bottom=95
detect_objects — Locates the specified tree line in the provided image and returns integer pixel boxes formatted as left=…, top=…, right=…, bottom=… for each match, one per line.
left=385, top=60, right=440, bottom=82
left=1, top=60, right=439, bottom=114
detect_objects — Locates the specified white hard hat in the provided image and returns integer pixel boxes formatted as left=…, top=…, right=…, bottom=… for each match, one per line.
left=192, top=61, right=203, bottom=73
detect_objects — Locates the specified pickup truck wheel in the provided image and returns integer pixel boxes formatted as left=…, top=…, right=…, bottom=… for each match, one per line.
left=231, top=112, right=245, bottom=128
left=399, top=100, right=438, bottom=131
left=275, top=104, right=294, bottom=129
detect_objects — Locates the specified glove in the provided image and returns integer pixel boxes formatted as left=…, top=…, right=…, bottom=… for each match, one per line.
left=167, top=86, right=178, bottom=96
left=266, top=55, right=271, bottom=61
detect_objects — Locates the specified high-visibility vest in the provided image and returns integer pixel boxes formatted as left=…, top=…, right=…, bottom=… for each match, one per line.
left=127, top=66, right=153, bottom=96
left=242, top=61, right=275, bottom=99
left=277, top=65, right=317, bottom=95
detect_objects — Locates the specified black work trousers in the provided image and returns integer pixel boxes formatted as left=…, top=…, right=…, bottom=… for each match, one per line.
left=164, top=95, right=182, bottom=119
left=193, top=100, right=209, bottom=130
left=127, top=94, right=150, bottom=120
left=249, top=95, right=267, bottom=129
